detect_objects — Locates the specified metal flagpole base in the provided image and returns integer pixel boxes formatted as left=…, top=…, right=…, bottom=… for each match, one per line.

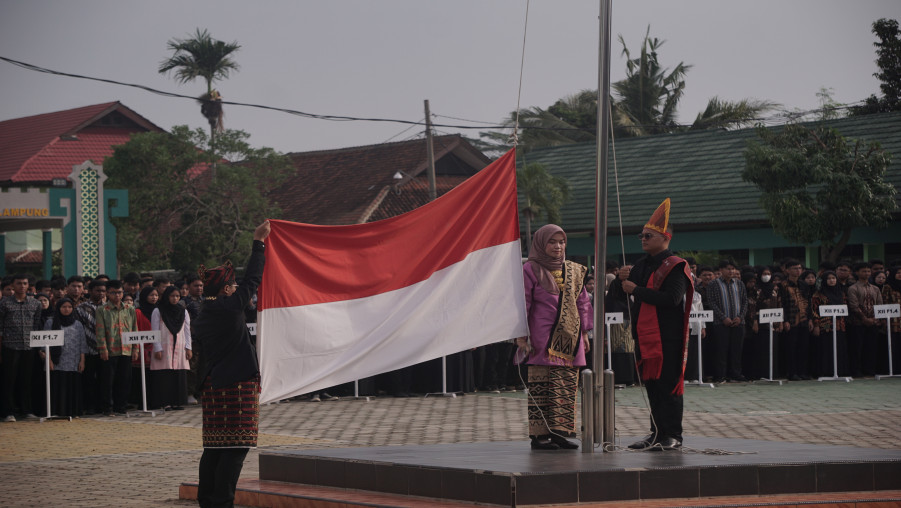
left=425, top=392, right=462, bottom=398
left=875, top=374, right=901, bottom=380
left=40, top=415, right=73, bottom=423
left=343, top=396, right=372, bottom=401
left=818, top=376, right=852, bottom=383
left=126, top=409, right=160, bottom=418
left=757, top=377, right=785, bottom=385
left=684, top=380, right=715, bottom=388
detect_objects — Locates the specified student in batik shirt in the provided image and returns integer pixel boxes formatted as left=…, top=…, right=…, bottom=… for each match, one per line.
left=847, top=262, right=883, bottom=377
left=779, top=259, right=810, bottom=381
left=0, top=274, right=44, bottom=421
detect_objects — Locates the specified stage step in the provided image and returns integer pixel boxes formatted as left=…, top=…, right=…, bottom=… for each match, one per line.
left=179, top=481, right=901, bottom=508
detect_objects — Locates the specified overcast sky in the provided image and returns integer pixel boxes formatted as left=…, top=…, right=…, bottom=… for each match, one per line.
left=1, top=0, right=898, bottom=154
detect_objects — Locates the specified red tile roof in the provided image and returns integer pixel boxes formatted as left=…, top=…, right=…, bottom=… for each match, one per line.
left=272, top=134, right=490, bottom=225
left=4, top=249, right=46, bottom=264
left=0, top=102, right=164, bottom=183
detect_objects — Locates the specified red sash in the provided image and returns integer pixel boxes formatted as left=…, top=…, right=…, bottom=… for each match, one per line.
left=635, top=256, right=694, bottom=395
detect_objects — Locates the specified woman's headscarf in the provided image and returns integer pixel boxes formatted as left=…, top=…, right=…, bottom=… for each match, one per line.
left=887, top=266, right=901, bottom=294
left=528, top=224, right=566, bottom=294
left=158, top=286, right=186, bottom=338
left=37, top=294, right=54, bottom=322
left=50, top=297, right=77, bottom=330
left=138, top=286, right=158, bottom=319
left=819, top=270, right=845, bottom=305
left=800, top=269, right=817, bottom=297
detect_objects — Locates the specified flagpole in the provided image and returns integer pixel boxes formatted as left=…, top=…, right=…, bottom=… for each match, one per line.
left=591, top=0, right=613, bottom=452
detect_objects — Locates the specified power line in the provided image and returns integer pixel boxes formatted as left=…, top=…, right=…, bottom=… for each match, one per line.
left=0, top=55, right=872, bottom=135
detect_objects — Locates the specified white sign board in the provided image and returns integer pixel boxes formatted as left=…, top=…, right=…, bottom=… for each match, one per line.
left=30, top=330, right=64, bottom=348
left=121, top=330, right=161, bottom=345
left=819, top=305, right=848, bottom=317
left=604, top=312, right=624, bottom=324
left=689, top=310, right=714, bottom=323
left=875, top=303, right=901, bottom=318
left=759, top=308, right=784, bottom=324
left=247, top=323, right=257, bottom=336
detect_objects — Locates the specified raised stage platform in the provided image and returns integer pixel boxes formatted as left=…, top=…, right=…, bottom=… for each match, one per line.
left=255, top=436, right=901, bottom=506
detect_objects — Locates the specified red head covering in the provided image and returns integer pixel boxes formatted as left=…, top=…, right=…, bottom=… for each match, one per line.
left=199, top=261, right=235, bottom=297
left=644, top=198, right=672, bottom=239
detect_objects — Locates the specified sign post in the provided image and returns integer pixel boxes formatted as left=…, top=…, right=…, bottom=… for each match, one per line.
left=686, top=310, right=715, bottom=388
left=30, top=330, right=69, bottom=422
left=875, top=304, right=901, bottom=380
left=603, top=312, right=623, bottom=374
left=121, top=330, right=161, bottom=417
left=758, top=308, right=785, bottom=385
left=817, top=305, right=851, bottom=382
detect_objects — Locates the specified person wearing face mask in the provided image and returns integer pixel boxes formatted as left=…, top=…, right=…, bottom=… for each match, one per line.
left=752, top=266, right=781, bottom=379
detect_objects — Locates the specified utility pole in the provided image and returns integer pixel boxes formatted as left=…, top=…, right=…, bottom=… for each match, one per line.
left=424, top=100, right=437, bottom=202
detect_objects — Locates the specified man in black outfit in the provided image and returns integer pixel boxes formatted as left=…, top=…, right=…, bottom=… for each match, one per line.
left=609, top=199, right=693, bottom=450
left=193, top=220, right=269, bottom=508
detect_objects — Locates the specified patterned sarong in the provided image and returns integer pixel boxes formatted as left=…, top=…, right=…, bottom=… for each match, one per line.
left=527, top=365, right=579, bottom=437
left=201, top=377, right=260, bottom=448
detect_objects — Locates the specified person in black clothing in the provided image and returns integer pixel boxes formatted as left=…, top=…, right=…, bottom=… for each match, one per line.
left=193, top=220, right=269, bottom=508
left=608, top=199, right=693, bottom=451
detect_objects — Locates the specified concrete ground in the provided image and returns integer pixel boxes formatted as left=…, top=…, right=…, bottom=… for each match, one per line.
left=1, top=377, right=899, bottom=507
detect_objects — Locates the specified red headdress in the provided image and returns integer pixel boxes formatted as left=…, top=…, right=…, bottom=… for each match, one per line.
left=199, top=261, right=235, bottom=297
left=644, top=198, right=672, bottom=239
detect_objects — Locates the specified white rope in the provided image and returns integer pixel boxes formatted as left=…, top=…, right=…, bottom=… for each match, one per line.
left=511, top=0, right=531, bottom=147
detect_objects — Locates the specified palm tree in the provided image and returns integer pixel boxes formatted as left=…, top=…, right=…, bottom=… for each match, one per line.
left=690, top=96, right=779, bottom=130
left=479, top=90, right=598, bottom=156
left=611, top=27, right=690, bottom=137
left=481, top=26, right=776, bottom=150
left=517, top=162, right=571, bottom=252
left=159, top=28, right=241, bottom=141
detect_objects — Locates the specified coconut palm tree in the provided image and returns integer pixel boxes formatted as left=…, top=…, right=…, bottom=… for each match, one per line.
left=481, top=26, right=776, bottom=151
left=517, top=162, right=571, bottom=252
left=611, top=27, right=690, bottom=137
left=159, top=28, right=240, bottom=140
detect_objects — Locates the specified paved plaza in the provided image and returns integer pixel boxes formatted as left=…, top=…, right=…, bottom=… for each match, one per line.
left=1, top=378, right=899, bottom=507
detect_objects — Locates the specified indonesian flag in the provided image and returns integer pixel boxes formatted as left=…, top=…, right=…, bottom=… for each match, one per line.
left=257, top=149, right=528, bottom=403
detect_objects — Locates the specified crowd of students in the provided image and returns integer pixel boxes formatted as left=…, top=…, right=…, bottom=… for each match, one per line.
left=603, top=257, right=901, bottom=384
left=3, top=255, right=899, bottom=417
left=0, top=272, right=206, bottom=421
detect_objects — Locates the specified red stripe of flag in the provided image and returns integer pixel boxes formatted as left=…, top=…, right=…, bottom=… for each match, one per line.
left=258, top=148, right=519, bottom=310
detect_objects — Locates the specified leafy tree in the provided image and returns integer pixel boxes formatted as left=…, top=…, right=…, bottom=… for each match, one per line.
left=742, top=124, right=896, bottom=262
left=852, top=18, right=901, bottom=115
left=517, top=162, right=571, bottom=252
left=104, top=126, right=292, bottom=272
left=159, top=28, right=240, bottom=138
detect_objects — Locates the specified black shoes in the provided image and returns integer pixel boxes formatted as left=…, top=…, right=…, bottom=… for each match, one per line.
left=654, top=436, right=682, bottom=450
left=628, top=433, right=657, bottom=449
left=530, top=436, right=559, bottom=450
left=550, top=434, right=579, bottom=449
left=629, top=433, right=682, bottom=451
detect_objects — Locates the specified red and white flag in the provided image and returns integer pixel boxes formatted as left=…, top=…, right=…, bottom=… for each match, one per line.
left=257, top=149, right=527, bottom=403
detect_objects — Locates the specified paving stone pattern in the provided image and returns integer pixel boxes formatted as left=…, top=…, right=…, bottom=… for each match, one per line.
left=0, top=378, right=899, bottom=507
